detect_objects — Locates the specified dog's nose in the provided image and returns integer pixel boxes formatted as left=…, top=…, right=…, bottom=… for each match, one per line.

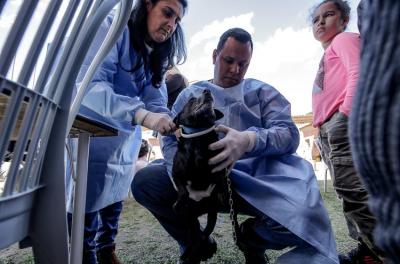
left=203, top=89, right=211, bottom=95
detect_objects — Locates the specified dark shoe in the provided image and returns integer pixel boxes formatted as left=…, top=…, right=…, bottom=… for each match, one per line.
left=242, top=249, right=269, bottom=264
left=237, top=220, right=268, bottom=264
left=339, top=243, right=383, bottom=264
left=179, top=236, right=217, bottom=263
left=96, top=243, right=122, bottom=264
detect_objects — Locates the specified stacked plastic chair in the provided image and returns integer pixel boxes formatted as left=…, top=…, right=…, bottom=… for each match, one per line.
left=0, top=0, right=132, bottom=263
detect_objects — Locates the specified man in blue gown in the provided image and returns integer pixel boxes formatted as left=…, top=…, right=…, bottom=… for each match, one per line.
left=132, top=28, right=339, bottom=264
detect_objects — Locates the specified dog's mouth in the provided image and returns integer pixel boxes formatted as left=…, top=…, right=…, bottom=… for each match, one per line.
left=176, top=89, right=223, bottom=130
left=194, top=90, right=214, bottom=112
left=202, top=89, right=213, bottom=100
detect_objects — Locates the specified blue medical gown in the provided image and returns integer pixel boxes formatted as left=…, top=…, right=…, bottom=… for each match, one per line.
left=66, top=16, right=169, bottom=213
left=162, top=79, right=339, bottom=263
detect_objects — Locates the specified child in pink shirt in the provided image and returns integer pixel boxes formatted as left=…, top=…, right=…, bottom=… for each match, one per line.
left=311, top=0, right=384, bottom=263
left=312, top=32, right=360, bottom=127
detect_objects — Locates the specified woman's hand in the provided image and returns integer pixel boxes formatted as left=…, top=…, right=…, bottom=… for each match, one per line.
left=135, top=109, right=176, bottom=135
left=208, top=125, right=256, bottom=173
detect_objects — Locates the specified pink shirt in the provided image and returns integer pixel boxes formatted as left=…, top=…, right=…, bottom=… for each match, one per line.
left=312, top=32, right=360, bottom=127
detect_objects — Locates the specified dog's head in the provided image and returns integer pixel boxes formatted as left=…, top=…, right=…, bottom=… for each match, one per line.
left=174, top=89, right=223, bottom=129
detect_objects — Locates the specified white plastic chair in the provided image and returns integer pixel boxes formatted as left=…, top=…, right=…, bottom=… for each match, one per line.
left=0, top=0, right=133, bottom=263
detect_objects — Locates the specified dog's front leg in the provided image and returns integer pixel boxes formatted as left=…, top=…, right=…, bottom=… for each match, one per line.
left=172, top=176, right=190, bottom=214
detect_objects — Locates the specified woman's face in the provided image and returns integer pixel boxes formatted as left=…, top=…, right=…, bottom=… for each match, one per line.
left=312, top=1, right=348, bottom=48
left=146, top=0, right=184, bottom=43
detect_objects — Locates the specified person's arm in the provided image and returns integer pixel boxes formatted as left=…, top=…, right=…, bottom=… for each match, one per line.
left=78, top=17, right=174, bottom=133
left=133, top=81, right=175, bottom=134
left=334, top=33, right=361, bottom=115
left=246, top=85, right=299, bottom=157
left=77, top=17, right=144, bottom=124
left=208, top=84, right=299, bottom=172
left=141, top=82, right=169, bottom=114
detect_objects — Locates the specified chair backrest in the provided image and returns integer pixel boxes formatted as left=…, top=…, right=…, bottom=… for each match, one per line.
left=0, top=1, right=132, bottom=263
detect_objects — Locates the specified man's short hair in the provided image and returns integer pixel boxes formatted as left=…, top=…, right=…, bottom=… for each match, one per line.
left=166, top=73, right=188, bottom=109
left=216, top=28, right=253, bottom=52
left=138, top=139, right=149, bottom=158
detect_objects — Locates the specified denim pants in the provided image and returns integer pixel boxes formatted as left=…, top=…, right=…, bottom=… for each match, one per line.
left=68, top=201, right=123, bottom=264
left=318, top=111, right=378, bottom=251
left=132, top=164, right=336, bottom=264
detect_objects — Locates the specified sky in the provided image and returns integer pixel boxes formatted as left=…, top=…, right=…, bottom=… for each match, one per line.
left=178, top=0, right=361, bottom=115
left=0, top=0, right=361, bottom=115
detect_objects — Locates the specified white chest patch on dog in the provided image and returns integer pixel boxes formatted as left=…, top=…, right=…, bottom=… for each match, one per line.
left=186, top=182, right=216, bottom=202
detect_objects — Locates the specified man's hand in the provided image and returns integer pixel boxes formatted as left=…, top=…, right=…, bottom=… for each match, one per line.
left=135, top=109, right=176, bottom=135
left=208, top=125, right=256, bottom=173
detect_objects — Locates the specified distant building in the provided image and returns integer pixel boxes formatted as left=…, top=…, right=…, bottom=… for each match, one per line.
left=292, top=113, right=329, bottom=182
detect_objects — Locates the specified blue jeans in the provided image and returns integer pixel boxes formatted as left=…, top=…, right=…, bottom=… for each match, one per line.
left=132, top=164, right=334, bottom=263
left=68, top=201, right=123, bottom=264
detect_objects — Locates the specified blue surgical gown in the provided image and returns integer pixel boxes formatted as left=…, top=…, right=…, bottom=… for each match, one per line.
left=162, top=79, right=339, bottom=263
left=66, top=15, right=169, bottom=213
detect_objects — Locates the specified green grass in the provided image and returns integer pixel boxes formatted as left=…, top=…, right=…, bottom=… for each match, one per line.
left=0, top=180, right=356, bottom=263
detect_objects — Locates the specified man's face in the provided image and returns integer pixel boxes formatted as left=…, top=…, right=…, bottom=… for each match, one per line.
left=212, top=37, right=252, bottom=88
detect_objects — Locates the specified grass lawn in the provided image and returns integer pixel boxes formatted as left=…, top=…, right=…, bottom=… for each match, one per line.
left=0, top=180, right=357, bottom=263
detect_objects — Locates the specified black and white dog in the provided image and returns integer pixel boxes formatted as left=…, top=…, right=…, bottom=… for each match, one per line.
left=172, top=89, right=227, bottom=262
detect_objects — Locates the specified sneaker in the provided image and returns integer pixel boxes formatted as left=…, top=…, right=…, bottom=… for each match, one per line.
left=339, top=243, right=383, bottom=264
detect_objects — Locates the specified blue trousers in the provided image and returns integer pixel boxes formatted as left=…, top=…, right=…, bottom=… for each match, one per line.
left=132, top=164, right=335, bottom=263
left=68, top=201, right=123, bottom=264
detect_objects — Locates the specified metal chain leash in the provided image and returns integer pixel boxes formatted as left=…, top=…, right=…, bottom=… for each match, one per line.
left=225, top=169, right=240, bottom=246
left=225, top=169, right=271, bottom=264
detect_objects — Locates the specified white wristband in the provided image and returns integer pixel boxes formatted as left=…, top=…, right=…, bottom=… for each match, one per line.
left=134, top=108, right=150, bottom=125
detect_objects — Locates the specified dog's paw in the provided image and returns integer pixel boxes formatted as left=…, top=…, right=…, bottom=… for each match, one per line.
left=180, top=236, right=217, bottom=263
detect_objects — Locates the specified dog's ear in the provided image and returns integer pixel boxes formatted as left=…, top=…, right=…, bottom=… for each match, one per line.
left=214, top=109, right=224, bottom=120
